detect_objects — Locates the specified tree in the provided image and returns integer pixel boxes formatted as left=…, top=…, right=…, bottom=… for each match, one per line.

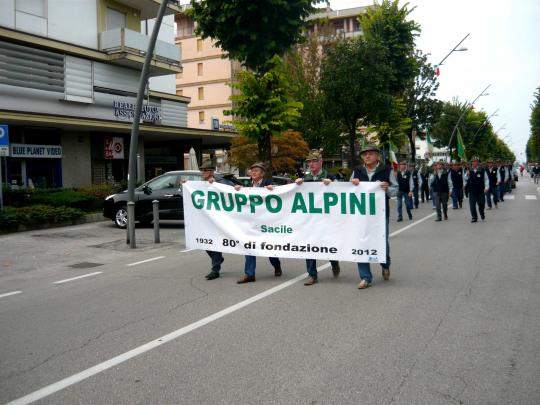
left=226, top=56, right=303, bottom=170
left=360, top=0, right=421, bottom=97
left=403, top=52, right=443, bottom=161
left=190, top=0, right=314, bottom=71
left=527, top=87, right=540, bottom=162
left=319, top=38, right=393, bottom=168
left=228, top=130, right=309, bottom=174
left=284, top=31, right=344, bottom=154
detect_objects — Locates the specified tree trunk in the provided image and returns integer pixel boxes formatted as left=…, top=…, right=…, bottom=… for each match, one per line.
left=348, top=125, right=357, bottom=169
left=258, top=133, right=273, bottom=178
left=408, top=128, right=416, bottom=163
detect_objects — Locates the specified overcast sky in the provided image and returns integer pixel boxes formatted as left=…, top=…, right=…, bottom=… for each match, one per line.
left=328, top=0, right=540, bottom=160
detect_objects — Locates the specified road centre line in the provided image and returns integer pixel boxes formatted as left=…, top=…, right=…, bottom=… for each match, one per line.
left=0, top=291, right=22, bottom=299
left=6, top=212, right=435, bottom=405
left=53, top=272, right=103, bottom=285
left=126, top=256, right=165, bottom=267
left=180, top=249, right=195, bottom=253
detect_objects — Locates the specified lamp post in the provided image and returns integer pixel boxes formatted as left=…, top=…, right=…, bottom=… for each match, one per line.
left=446, top=84, right=491, bottom=159
left=126, top=0, right=173, bottom=248
left=471, top=108, right=499, bottom=140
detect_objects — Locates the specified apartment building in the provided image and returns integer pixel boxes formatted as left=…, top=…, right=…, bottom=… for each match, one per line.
left=174, top=6, right=365, bottom=138
left=0, top=0, right=234, bottom=188
left=175, top=12, right=241, bottom=131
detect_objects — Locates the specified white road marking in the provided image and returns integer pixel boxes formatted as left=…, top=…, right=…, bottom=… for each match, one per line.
left=525, top=195, right=537, bottom=200
left=6, top=214, right=436, bottom=405
left=126, top=256, right=165, bottom=267
left=390, top=213, right=437, bottom=237
left=504, top=195, right=515, bottom=200
left=53, top=272, right=103, bottom=285
left=0, top=291, right=22, bottom=299
left=180, top=249, right=195, bottom=253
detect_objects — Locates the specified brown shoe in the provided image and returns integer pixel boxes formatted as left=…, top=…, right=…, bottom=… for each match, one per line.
left=237, top=275, right=255, bottom=284
left=382, top=267, right=390, bottom=281
left=357, top=279, right=371, bottom=289
left=304, top=276, right=318, bottom=286
left=274, top=264, right=282, bottom=277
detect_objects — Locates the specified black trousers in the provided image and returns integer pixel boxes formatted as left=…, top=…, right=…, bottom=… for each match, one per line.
left=469, top=192, right=485, bottom=220
left=421, top=185, right=430, bottom=202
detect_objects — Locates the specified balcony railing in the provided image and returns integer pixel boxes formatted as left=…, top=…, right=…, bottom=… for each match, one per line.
left=100, top=28, right=181, bottom=65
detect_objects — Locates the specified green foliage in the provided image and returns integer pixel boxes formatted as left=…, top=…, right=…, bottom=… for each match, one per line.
left=0, top=205, right=84, bottom=231
left=360, top=0, right=421, bottom=96
left=319, top=37, right=393, bottom=167
left=190, top=0, right=314, bottom=71
left=75, top=184, right=122, bottom=200
left=284, top=33, right=344, bottom=154
left=527, top=87, right=540, bottom=162
left=226, top=55, right=303, bottom=166
left=31, top=189, right=97, bottom=211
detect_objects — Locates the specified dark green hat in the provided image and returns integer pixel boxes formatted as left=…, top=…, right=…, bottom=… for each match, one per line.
left=200, top=160, right=216, bottom=170
left=360, top=143, right=380, bottom=154
left=249, top=161, right=266, bottom=171
left=306, top=149, right=323, bottom=161
left=471, top=156, right=480, bottom=161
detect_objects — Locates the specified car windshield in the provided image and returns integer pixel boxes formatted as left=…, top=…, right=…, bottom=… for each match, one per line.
left=144, top=174, right=180, bottom=191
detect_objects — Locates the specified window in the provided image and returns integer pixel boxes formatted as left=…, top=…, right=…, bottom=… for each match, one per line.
left=198, top=87, right=204, bottom=100
left=197, top=39, right=203, bottom=52
left=106, top=7, right=126, bottom=30
left=199, top=111, right=205, bottom=123
left=197, top=63, right=203, bottom=76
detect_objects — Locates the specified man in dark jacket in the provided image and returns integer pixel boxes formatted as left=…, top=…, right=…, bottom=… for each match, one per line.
left=429, top=160, right=453, bottom=222
left=295, top=149, right=340, bottom=286
left=465, top=156, right=489, bottom=223
left=449, top=161, right=464, bottom=209
left=351, top=144, right=398, bottom=289
left=409, top=163, right=422, bottom=209
left=396, top=161, right=414, bottom=222
left=235, top=162, right=283, bottom=284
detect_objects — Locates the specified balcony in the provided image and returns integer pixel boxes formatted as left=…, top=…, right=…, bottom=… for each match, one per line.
left=99, top=28, right=182, bottom=75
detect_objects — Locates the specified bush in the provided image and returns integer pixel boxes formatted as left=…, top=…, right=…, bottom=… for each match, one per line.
left=31, top=189, right=97, bottom=211
left=0, top=205, right=85, bottom=230
left=2, top=186, right=34, bottom=207
left=76, top=184, right=122, bottom=200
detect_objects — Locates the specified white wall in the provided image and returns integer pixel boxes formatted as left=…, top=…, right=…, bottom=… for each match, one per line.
left=48, top=0, right=98, bottom=48
left=0, top=0, right=15, bottom=29
left=143, top=15, right=176, bottom=94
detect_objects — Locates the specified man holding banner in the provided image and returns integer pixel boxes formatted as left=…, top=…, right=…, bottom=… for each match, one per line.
left=351, top=144, right=397, bottom=289
left=295, top=149, right=340, bottom=286
left=235, top=162, right=283, bottom=284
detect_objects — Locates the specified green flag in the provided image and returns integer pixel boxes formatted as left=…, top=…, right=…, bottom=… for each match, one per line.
left=457, top=128, right=467, bottom=161
left=426, top=130, right=433, bottom=158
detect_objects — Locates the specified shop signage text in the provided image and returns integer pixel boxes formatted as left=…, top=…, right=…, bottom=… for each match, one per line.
left=113, top=101, right=161, bottom=123
left=10, top=144, right=62, bottom=158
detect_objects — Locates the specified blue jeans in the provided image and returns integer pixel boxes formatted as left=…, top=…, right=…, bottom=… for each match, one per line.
left=357, top=216, right=390, bottom=282
left=206, top=250, right=223, bottom=273
left=305, top=259, right=339, bottom=277
left=498, top=183, right=506, bottom=201
left=397, top=191, right=413, bottom=219
left=451, top=188, right=464, bottom=208
left=244, top=255, right=280, bottom=277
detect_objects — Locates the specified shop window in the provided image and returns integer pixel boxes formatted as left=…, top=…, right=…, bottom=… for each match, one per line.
left=198, top=87, right=204, bottom=100
left=197, top=63, right=203, bottom=76
left=199, top=111, right=205, bottom=123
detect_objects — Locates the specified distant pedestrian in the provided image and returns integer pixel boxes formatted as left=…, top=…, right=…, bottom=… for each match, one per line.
left=420, top=166, right=430, bottom=203
left=485, top=159, right=500, bottom=210
left=429, top=160, right=453, bottom=222
left=449, top=161, right=464, bottom=209
left=409, top=163, right=422, bottom=209
left=335, top=168, right=347, bottom=182
left=465, top=156, right=489, bottom=223
left=396, top=161, right=414, bottom=222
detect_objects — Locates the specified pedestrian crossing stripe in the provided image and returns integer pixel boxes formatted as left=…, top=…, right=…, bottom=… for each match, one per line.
left=525, top=195, right=537, bottom=200
left=505, top=195, right=515, bottom=200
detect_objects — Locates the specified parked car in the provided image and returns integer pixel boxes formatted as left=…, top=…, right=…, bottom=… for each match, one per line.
left=237, top=176, right=293, bottom=187
left=103, top=171, right=239, bottom=228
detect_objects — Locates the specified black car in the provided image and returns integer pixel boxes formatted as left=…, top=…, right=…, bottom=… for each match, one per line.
left=103, top=171, right=239, bottom=228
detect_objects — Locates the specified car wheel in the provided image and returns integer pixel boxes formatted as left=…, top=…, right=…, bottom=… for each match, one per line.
left=114, top=205, right=128, bottom=229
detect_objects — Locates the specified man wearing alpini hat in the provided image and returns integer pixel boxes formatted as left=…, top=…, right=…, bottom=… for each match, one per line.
left=464, top=156, right=489, bottom=223
left=295, top=149, right=341, bottom=285
left=234, top=162, right=283, bottom=284
left=350, top=144, right=398, bottom=289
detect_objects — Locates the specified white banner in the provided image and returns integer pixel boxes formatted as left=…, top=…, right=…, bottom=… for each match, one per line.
left=183, top=182, right=387, bottom=263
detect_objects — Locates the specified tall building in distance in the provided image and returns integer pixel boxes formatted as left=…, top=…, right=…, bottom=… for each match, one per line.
left=175, top=11, right=241, bottom=131
left=174, top=6, right=366, bottom=133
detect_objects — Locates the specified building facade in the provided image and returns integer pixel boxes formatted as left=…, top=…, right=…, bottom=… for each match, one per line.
left=0, top=0, right=234, bottom=188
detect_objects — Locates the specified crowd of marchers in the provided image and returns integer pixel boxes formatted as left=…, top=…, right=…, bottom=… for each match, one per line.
left=192, top=146, right=521, bottom=291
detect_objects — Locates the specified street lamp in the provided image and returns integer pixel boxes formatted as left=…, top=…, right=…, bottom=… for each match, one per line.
left=447, top=83, right=491, bottom=157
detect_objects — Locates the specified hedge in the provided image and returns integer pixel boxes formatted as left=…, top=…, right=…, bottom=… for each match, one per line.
left=0, top=205, right=85, bottom=230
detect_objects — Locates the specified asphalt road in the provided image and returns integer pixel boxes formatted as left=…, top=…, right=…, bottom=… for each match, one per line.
left=1, top=178, right=539, bottom=404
